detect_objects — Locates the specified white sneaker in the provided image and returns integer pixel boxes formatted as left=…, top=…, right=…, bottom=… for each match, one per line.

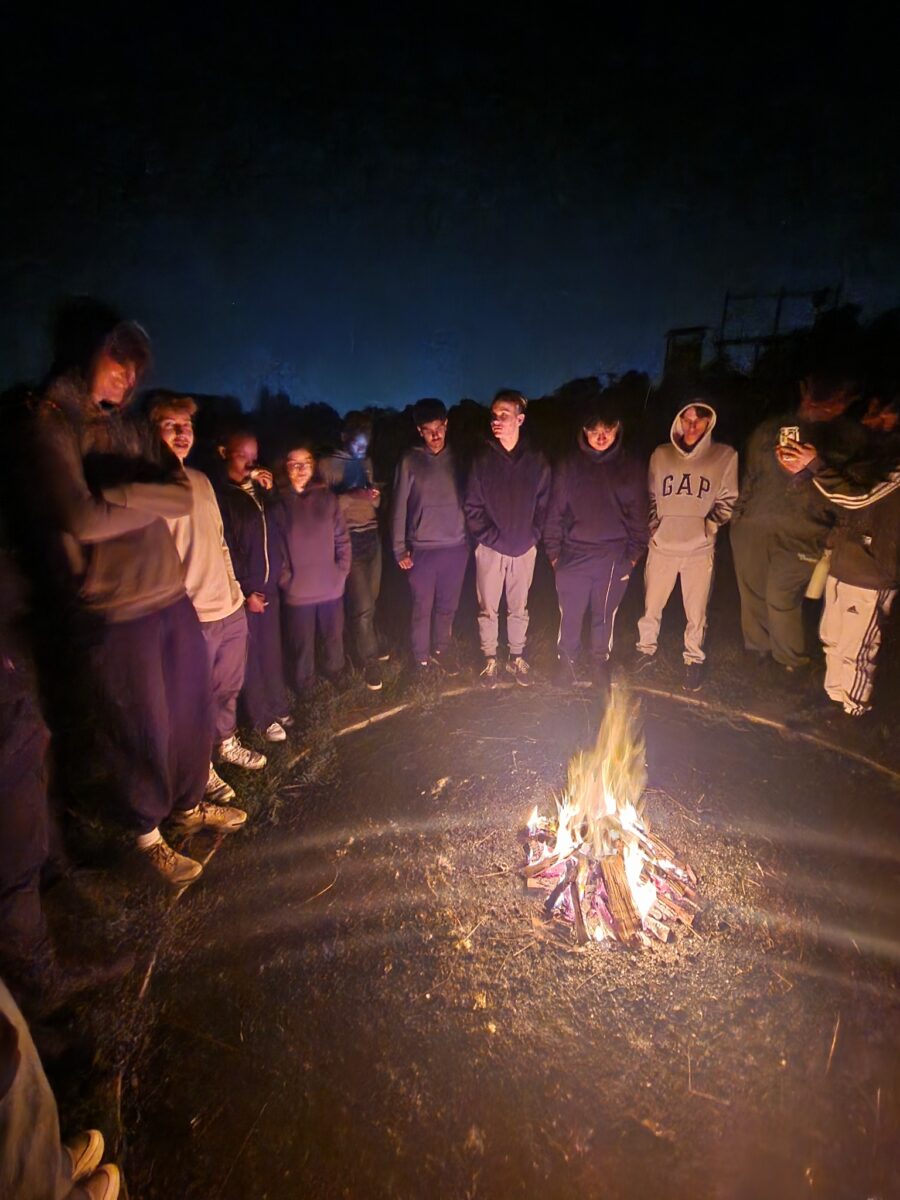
left=205, top=764, right=236, bottom=804
left=216, top=735, right=267, bottom=770
left=139, top=838, right=203, bottom=887
left=264, top=721, right=287, bottom=742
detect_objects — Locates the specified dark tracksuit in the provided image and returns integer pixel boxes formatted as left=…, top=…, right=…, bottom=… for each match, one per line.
left=544, top=433, right=649, bottom=664
left=812, top=451, right=900, bottom=714
left=34, top=376, right=211, bottom=835
left=279, top=484, right=351, bottom=691
left=392, top=445, right=469, bottom=663
left=730, top=412, right=863, bottom=667
left=214, top=474, right=289, bottom=729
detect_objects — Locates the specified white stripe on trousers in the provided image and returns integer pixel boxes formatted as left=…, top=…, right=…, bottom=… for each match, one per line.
left=819, top=577, right=896, bottom=715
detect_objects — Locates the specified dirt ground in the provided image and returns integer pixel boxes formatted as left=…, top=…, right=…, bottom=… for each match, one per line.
left=77, top=684, right=894, bottom=1200
left=45, top=545, right=900, bottom=1200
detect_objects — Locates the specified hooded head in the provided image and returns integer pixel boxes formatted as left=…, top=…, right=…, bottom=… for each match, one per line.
left=671, top=401, right=716, bottom=457
left=48, top=299, right=151, bottom=411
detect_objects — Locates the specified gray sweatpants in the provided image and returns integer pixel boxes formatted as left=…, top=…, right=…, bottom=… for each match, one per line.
left=200, top=606, right=249, bottom=743
left=474, top=543, right=537, bottom=658
left=636, top=547, right=715, bottom=664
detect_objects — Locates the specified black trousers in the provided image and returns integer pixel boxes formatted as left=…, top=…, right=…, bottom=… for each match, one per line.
left=240, top=594, right=289, bottom=731
left=346, top=529, right=382, bottom=663
left=283, top=598, right=345, bottom=692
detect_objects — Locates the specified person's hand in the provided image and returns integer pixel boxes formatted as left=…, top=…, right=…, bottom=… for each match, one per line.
left=775, top=442, right=817, bottom=475
left=398, top=554, right=414, bottom=570
left=246, top=592, right=267, bottom=613
left=549, top=557, right=558, bottom=570
left=250, top=468, right=274, bottom=490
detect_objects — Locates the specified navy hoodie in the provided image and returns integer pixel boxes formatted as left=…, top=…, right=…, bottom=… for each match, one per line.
left=544, top=432, right=649, bottom=567
left=212, top=473, right=285, bottom=599
left=463, top=437, right=550, bottom=557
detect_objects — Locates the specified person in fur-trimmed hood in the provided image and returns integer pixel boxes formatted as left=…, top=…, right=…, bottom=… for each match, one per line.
left=635, top=399, right=738, bottom=690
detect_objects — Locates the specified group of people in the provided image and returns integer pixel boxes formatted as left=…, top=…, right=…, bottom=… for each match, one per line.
left=1, top=313, right=898, bottom=1199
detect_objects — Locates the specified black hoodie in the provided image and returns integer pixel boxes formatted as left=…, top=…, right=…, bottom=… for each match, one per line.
left=463, top=436, right=550, bottom=557
left=544, top=431, right=649, bottom=567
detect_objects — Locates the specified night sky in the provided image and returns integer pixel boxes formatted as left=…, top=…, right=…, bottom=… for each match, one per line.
left=3, top=9, right=898, bottom=410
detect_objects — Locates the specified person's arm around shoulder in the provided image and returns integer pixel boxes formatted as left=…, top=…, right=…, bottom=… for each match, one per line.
left=34, top=403, right=159, bottom=542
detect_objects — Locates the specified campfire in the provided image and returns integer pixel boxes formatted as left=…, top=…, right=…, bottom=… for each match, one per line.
left=521, top=690, right=701, bottom=946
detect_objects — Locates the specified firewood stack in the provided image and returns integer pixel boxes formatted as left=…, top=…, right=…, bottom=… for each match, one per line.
left=520, top=692, right=702, bottom=947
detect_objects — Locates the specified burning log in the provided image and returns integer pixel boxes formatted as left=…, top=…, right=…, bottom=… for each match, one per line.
left=568, top=878, right=590, bottom=946
left=518, top=689, right=703, bottom=949
left=542, top=860, right=575, bottom=918
left=644, top=913, right=673, bottom=943
left=597, top=851, right=640, bottom=945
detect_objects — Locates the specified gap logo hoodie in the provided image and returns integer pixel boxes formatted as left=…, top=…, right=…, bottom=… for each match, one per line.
left=648, top=404, right=738, bottom=556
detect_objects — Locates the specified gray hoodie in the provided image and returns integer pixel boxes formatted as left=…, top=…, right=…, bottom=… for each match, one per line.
left=647, top=404, right=738, bottom=556
left=392, top=445, right=466, bottom=560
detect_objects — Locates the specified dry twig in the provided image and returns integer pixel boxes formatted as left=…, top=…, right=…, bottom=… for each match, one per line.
left=825, top=1013, right=841, bottom=1074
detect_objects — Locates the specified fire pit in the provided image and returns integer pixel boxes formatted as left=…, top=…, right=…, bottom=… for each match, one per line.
left=522, top=690, right=701, bottom=946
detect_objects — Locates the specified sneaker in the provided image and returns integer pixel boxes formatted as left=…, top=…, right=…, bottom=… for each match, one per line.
left=205, top=764, right=236, bottom=804
left=479, top=656, right=499, bottom=688
left=552, top=655, right=578, bottom=689
left=78, top=1164, right=121, bottom=1200
left=169, top=801, right=248, bottom=834
left=139, top=838, right=203, bottom=887
left=377, top=647, right=391, bottom=662
left=506, top=655, right=532, bottom=687
left=217, top=735, right=267, bottom=770
left=64, top=1131, right=104, bottom=1182
left=264, top=721, right=287, bottom=742
left=431, top=647, right=460, bottom=676
left=364, top=661, right=384, bottom=691
left=683, top=662, right=704, bottom=692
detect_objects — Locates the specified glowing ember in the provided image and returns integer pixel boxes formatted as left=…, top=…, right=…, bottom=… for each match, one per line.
left=521, top=689, right=701, bottom=946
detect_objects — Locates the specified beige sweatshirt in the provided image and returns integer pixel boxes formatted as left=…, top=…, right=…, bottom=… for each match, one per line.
left=167, top=469, right=244, bottom=623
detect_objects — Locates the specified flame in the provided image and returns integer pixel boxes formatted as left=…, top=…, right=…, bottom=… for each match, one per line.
left=537, top=688, right=654, bottom=926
